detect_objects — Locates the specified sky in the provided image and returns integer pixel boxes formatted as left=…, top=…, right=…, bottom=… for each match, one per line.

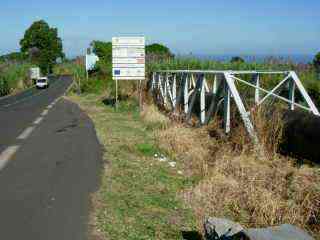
left=0, top=0, right=319, bottom=58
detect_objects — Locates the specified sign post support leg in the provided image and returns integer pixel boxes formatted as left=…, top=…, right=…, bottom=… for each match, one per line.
left=115, top=79, right=118, bottom=110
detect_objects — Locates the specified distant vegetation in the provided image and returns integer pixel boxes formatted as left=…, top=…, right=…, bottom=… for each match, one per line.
left=146, top=43, right=174, bottom=62
left=313, top=52, right=320, bottom=71
left=0, top=52, right=26, bottom=63
left=230, top=56, right=245, bottom=63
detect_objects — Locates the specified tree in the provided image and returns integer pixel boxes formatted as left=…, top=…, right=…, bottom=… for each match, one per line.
left=20, top=20, right=64, bottom=74
left=313, top=52, right=320, bottom=70
left=230, top=56, right=245, bottom=64
left=91, top=41, right=112, bottom=62
left=146, top=43, right=174, bottom=61
left=146, top=43, right=172, bottom=56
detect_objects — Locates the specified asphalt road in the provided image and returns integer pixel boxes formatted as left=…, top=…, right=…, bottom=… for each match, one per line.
left=0, top=76, right=102, bottom=240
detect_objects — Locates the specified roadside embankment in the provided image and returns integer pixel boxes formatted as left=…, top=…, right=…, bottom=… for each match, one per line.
left=69, top=89, right=320, bottom=239
left=141, top=102, right=320, bottom=239
left=68, top=93, right=197, bottom=240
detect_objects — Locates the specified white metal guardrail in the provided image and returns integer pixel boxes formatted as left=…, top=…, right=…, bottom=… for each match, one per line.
left=150, top=70, right=320, bottom=143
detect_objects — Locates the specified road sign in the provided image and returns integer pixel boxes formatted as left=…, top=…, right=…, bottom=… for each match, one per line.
left=29, top=67, right=40, bottom=80
left=86, top=53, right=99, bottom=71
left=112, top=37, right=145, bottom=80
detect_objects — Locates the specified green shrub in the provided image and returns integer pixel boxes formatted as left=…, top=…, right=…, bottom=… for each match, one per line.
left=0, top=63, right=33, bottom=96
left=0, top=77, right=10, bottom=97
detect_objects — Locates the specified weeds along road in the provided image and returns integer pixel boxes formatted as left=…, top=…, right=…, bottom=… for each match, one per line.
left=0, top=76, right=102, bottom=240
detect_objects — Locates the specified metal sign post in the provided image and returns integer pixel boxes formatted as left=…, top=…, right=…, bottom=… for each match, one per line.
left=112, top=36, right=145, bottom=110
left=115, top=78, right=118, bottom=109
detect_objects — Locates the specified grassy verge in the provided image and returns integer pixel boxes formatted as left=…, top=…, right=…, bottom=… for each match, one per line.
left=68, top=93, right=197, bottom=240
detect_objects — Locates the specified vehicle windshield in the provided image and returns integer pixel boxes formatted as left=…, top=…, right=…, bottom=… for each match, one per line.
left=37, top=79, right=47, bottom=83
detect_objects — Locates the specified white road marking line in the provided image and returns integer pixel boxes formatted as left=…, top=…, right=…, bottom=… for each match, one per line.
left=0, top=146, right=20, bottom=171
left=17, top=126, right=35, bottom=140
left=47, top=104, right=53, bottom=109
left=33, top=117, right=44, bottom=125
left=41, top=109, right=49, bottom=116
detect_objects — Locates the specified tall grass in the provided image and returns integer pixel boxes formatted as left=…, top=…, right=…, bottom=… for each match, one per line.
left=0, top=62, right=34, bottom=97
left=54, top=61, right=142, bottom=97
left=141, top=103, right=320, bottom=238
left=54, top=62, right=109, bottom=94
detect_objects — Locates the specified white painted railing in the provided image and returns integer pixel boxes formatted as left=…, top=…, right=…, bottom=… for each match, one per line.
left=150, top=70, right=319, bottom=143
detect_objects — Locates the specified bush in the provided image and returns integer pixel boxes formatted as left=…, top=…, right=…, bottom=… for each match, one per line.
left=0, top=77, right=10, bottom=97
left=0, top=63, right=34, bottom=96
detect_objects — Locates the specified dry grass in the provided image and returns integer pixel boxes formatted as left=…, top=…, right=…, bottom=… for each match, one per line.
left=147, top=103, right=320, bottom=238
left=140, top=104, right=170, bottom=129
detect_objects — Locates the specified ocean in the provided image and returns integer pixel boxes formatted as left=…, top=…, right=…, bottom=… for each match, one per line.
left=184, top=54, right=314, bottom=64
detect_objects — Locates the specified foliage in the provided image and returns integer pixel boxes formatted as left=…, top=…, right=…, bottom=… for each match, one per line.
left=146, top=43, right=173, bottom=56
left=20, top=20, right=64, bottom=74
left=313, top=52, right=320, bottom=70
left=0, top=76, right=10, bottom=96
left=146, top=43, right=174, bottom=62
left=230, top=56, right=245, bottom=63
left=0, top=63, right=34, bottom=97
left=0, top=52, right=26, bottom=63
left=91, top=41, right=112, bottom=62
left=53, top=62, right=110, bottom=94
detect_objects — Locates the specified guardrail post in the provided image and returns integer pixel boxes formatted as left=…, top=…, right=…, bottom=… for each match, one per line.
left=223, top=79, right=231, bottom=133
left=213, top=74, right=218, bottom=94
left=172, top=74, right=177, bottom=107
left=164, top=73, right=168, bottom=106
left=254, top=74, right=260, bottom=104
left=184, top=74, right=189, bottom=114
left=158, top=74, right=165, bottom=104
left=225, top=72, right=259, bottom=143
left=200, top=75, right=206, bottom=124
left=166, top=73, right=174, bottom=109
left=151, top=72, right=155, bottom=91
left=290, top=71, right=320, bottom=115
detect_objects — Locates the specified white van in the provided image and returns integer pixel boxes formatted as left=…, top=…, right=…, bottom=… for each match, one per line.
left=36, top=77, right=49, bottom=89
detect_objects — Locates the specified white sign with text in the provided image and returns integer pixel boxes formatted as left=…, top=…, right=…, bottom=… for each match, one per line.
left=112, top=37, right=145, bottom=80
